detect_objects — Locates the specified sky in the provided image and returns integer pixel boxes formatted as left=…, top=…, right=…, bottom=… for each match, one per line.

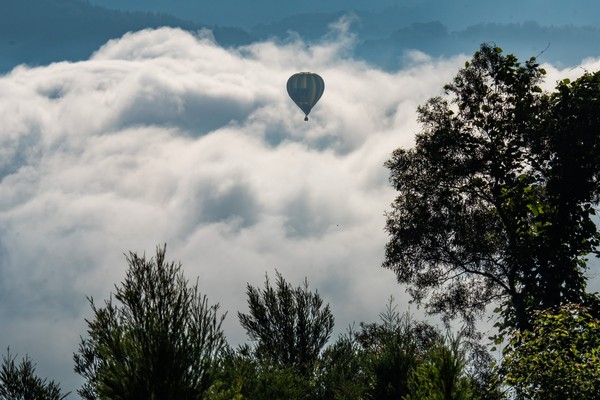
left=2, top=2, right=600, bottom=397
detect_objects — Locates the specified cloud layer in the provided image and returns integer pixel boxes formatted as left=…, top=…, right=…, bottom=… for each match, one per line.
left=1, top=26, right=599, bottom=393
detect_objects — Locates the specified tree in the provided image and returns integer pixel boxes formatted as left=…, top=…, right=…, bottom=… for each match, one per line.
left=73, top=245, right=227, bottom=400
left=461, top=341, right=506, bottom=400
left=501, top=304, right=600, bottom=400
left=208, top=344, right=312, bottom=400
left=405, top=333, right=473, bottom=400
left=383, top=43, right=600, bottom=333
left=354, top=301, right=428, bottom=400
left=238, top=271, right=334, bottom=377
left=315, top=333, right=370, bottom=400
left=0, top=348, right=68, bottom=400
left=334, top=298, right=491, bottom=400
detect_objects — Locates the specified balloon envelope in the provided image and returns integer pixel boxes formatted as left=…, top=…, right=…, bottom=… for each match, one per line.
left=287, top=72, right=325, bottom=121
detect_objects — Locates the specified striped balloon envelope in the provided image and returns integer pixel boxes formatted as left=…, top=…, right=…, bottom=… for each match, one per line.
left=286, top=72, right=325, bottom=121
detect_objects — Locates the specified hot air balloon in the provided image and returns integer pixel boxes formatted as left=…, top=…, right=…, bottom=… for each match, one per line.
left=287, top=72, right=324, bottom=121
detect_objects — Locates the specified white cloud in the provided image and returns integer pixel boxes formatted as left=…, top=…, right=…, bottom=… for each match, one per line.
left=1, top=26, right=598, bottom=393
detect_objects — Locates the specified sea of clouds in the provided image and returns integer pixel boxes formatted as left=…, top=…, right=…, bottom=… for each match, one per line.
left=1, top=21, right=599, bottom=393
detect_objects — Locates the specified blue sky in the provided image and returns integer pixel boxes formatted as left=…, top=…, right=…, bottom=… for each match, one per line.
left=1, top=1, right=600, bottom=396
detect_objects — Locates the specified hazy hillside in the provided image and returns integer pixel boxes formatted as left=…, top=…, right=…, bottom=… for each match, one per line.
left=0, top=0, right=253, bottom=71
left=86, top=0, right=600, bottom=30
left=248, top=11, right=600, bottom=69
left=85, top=0, right=405, bottom=28
left=358, top=21, right=600, bottom=69
left=2, top=0, right=600, bottom=74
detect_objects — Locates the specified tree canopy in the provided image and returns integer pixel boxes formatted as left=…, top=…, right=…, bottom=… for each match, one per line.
left=238, top=271, right=334, bottom=375
left=73, top=245, right=227, bottom=400
left=383, top=43, right=600, bottom=333
left=501, top=304, right=600, bottom=399
left=0, top=349, right=68, bottom=400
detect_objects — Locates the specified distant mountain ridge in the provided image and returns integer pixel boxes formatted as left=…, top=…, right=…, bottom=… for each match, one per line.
left=359, top=21, right=600, bottom=69
left=0, top=0, right=253, bottom=71
left=248, top=11, right=600, bottom=68
left=2, top=0, right=600, bottom=73
left=86, top=0, right=600, bottom=31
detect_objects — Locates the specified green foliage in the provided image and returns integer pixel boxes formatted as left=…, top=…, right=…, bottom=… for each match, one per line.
left=212, top=346, right=313, bottom=400
left=343, top=298, right=493, bottom=400
left=501, top=304, right=600, bottom=400
left=461, top=341, right=506, bottom=400
left=205, top=349, right=248, bottom=400
left=354, top=301, right=429, bottom=399
left=0, top=349, right=68, bottom=400
left=383, top=43, right=600, bottom=334
left=242, top=363, right=312, bottom=400
left=315, top=334, right=370, bottom=400
left=405, top=333, right=472, bottom=400
left=225, top=271, right=335, bottom=399
left=238, top=271, right=334, bottom=376
left=73, top=244, right=227, bottom=400
left=205, top=380, right=244, bottom=400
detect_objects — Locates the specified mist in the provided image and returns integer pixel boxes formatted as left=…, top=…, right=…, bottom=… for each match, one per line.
left=1, top=23, right=599, bottom=394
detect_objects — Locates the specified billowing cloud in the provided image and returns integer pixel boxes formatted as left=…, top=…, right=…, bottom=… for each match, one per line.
left=1, top=26, right=598, bottom=393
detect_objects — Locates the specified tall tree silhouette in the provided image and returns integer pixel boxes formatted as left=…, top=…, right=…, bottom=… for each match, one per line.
left=74, top=245, right=226, bottom=400
left=384, top=44, right=600, bottom=333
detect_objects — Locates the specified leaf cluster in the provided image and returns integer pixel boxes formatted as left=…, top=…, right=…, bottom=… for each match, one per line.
left=501, top=303, right=600, bottom=399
